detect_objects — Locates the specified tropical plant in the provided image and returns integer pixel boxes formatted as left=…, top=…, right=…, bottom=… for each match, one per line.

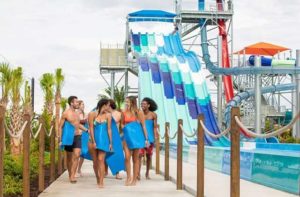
left=60, top=97, right=68, bottom=112
left=0, top=63, right=13, bottom=152
left=54, top=68, right=64, bottom=118
left=40, top=73, right=55, bottom=129
left=0, top=63, right=13, bottom=106
left=23, top=80, right=31, bottom=109
left=9, top=67, right=24, bottom=155
left=98, top=86, right=126, bottom=110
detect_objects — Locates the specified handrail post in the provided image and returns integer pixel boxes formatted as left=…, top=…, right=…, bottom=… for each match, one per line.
left=38, top=118, right=45, bottom=192
left=231, top=107, right=240, bottom=197
left=56, top=101, right=63, bottom=175
left=177, top=119, right=183, bottom=190
left=0, top=105, right=5, bottom=197
left=50, top=121, right=56, bottom=182
left=155, top=125, right=160, bottom=174
left=164, top=122, right=169, bottom=181
left=23, top=112, right=31, bottom=197
left=197, top=115, right=205, bottom=197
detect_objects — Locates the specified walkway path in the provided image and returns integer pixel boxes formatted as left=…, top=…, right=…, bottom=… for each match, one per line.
left=38, top=160, right=192, bottom=197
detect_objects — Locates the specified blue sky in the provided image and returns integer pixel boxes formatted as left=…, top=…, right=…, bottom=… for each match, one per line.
left=0, top=0, right=299, bottom=112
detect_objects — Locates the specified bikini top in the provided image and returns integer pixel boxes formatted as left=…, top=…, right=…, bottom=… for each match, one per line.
left=122, top=111, right=137, bottom=125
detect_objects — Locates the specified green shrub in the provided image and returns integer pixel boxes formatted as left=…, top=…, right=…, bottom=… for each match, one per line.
left=4, top=153, right=23, bottom=179
left=4, top=140, right=53, bottom=196
left=4, top=175, right=22, bottom=196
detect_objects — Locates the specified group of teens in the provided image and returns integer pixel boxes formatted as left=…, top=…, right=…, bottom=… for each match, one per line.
left=59, top=95, right=158, bottom=188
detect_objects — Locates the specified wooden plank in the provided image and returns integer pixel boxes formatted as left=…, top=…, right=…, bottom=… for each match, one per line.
left=0, top=106, right=5, bottom=197
left=23, top=112, right=31, bottom=197
left=176, top=119, right=183, bottom=190
left=230, top=107, right=240, bottom=197
left=197, top=115, right=204, bottom=197
left=165, top=122, right=170, bottom=181
left=39, top=118, right=45, bottom=192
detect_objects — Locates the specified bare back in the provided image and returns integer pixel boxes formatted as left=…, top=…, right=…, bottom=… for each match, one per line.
left=112, top=110, right=121, bottom=125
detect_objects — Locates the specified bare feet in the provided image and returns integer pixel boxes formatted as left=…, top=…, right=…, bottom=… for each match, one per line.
left=137, top=174, right=141, bottom=181
left=145, top=173, right=150, bottom=180
left=98, top=183, right=104, bottom=188
left=70, top=179, right=77, bottom=184
left=116, top=174, right=122, bottom=180
left=125, top=177, right=132, bottom=186
left=130, top=179, right=137, bottom=186
left=75, top=172, right=82, bottom=178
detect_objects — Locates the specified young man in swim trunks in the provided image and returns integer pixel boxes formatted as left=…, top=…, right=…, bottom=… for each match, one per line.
left=58, top=96, right=87, bottom=183
left=138, top=97, right=158, bottom=180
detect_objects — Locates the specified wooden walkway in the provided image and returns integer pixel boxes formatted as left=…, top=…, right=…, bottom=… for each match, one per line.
left=38, top=161, right=192, bottom=197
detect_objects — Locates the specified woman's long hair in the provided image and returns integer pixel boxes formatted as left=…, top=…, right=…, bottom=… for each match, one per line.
left=142, top=97, right=158, bottom=112
left=126, top=96, right=138, bottom=116
left=96, top=98, right=110, bottom=115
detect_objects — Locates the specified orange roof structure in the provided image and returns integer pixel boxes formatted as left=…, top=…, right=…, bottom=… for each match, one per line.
left=234, top=42, right=290, bottom=56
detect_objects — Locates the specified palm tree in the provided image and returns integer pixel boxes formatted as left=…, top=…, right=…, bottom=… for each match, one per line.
left=0, top=63, right=13, bottom=152
left=98, top=86, right=126, bottom=110
left=40, top=73, right=55, bottom=128
left=54, top=68, right=64, bottom=125
left=54, top=68, right=64, bottom=174
left=60, top=97, right=68, bottom=112
left=23, top=80, right=31, bottom=110
left=9, top=67, right=24, bottom=154
left=0, top=63, right=13, bottom=106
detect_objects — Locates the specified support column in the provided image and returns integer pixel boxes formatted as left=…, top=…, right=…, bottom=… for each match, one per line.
left=217, top=36, right=223, bottom=128
left=254, top=56, right=261, bottom=134
left=111, top=71, right=115, bottom=99
left=294, top=50, right=300, bottom=138
left=125, top=69, right=129, bottom=98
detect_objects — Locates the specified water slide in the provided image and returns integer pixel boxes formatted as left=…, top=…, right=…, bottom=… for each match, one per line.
left=132, top=32, right=229, bottom=146
left=132, top=31, right=299, bottom=193
left=248, top=55, right=296, bottom=67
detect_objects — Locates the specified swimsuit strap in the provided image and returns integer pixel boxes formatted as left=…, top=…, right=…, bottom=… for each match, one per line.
left=123, top=111, right=137, bottom=124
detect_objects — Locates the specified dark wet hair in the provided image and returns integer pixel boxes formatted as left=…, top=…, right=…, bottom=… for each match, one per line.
left=96, top=98, right=110, bottom=115
left=109, top=99, right=117, bottom=110
left=142, top=97, right=158, bottom=112
left=68, top=96, right=77, bottom=105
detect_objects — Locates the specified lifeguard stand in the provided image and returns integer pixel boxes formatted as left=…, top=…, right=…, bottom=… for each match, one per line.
left=99, top=43, right=138, bottom=99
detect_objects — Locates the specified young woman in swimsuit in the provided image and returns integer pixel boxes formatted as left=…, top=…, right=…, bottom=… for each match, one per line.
left=89, top=99, right=113, bottom=188
left=121, top=96, right=149, bottom=186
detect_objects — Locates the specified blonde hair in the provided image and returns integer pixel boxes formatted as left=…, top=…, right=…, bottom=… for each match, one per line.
left=126, top=96, right=138, bottom=116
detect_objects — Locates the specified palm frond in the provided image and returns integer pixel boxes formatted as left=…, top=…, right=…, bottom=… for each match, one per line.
left=54, top=68, right=65, bottom=93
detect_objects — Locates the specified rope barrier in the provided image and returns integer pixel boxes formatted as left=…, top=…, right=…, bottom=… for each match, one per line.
left=44, top=125, right=54, bottom=137
left=167, top=126, right=178, bottom=140
left=199, top=120, right=230, bottom=138
left=30, top=123, right=43, bottom=139
left=157, top=130, right=166, bottom=139
left=5, top=121, right=28, bottom=138
left=179, top=124, right=197, bottom=138
left=234, top=110, right=300, bottom=138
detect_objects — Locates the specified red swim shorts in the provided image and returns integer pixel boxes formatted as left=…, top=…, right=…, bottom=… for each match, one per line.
left=139, top=143, right=154, bottom=156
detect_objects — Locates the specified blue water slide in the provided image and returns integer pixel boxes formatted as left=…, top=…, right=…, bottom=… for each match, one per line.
left=134, top=32, right=229, bottom=146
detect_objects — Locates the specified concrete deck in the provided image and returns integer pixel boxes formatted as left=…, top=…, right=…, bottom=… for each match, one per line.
left=154, top=152, right=298, bottom=197
left=38, top=160, right=192, bottom=197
